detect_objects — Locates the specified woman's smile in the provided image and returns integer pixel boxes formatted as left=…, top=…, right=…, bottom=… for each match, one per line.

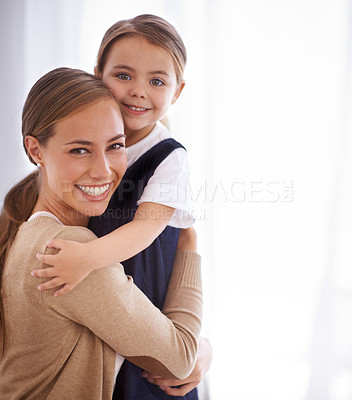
left=75, top=182, right=113, bottom=200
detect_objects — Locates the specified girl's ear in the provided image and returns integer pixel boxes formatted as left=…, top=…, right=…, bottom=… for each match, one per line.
left=94, top=65, right=100, bottom=78
left=171, top=81, right=185, bottom=105
left=25, top=136, right=44, bottom=166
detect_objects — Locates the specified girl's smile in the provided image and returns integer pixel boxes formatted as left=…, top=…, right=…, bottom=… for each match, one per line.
left=122, top=103, right=151, bottom=116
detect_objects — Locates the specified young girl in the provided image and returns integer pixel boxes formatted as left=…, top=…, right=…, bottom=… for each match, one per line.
left=33, top=15, right=209, bottom=399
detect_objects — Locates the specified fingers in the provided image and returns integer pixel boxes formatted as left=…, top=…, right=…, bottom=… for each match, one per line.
left=142, top=369, right=200, bottom=396
left=54, top=283, right=74, bottom=297
left=145, top=376, right=185, bottom=387
left=35, top=253, right=56, bottom=266
left=31, top=267, right=56, bottom=278
left=37, top=277, right=65, bottom=292
left=31, top=272, right=75, bottom=296
left=35, top=238, right=65, bottom=264
left=45, top=238, right=65, bottom=250
left=161, top=383, right=195, bottom=397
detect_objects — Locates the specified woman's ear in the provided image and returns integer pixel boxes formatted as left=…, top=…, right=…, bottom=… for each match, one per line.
left=171, top=81, right=185, bottom=104
left=25, top=136, right=43, bottom=166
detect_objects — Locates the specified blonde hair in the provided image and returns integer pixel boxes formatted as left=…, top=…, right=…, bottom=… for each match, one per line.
left=96, top=14, right=187, bottom=83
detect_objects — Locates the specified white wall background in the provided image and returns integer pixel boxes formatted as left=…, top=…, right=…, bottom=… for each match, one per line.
left=1, top=1, right=352, bottom=399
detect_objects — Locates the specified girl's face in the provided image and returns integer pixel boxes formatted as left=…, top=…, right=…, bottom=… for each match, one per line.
left=100, top=36, right=184, bottom=146
left=28, top=99, right=126, bottom=226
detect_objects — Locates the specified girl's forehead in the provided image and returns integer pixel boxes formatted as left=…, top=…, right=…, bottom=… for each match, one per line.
left=108, top=36, right=174, bottom=67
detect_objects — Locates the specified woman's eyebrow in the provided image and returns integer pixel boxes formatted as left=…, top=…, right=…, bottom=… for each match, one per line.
left=112, top=64, right=133, bottom=71
left=108, top=134, right=126, bottom=143
left=64, top=134, right=125, bottom=146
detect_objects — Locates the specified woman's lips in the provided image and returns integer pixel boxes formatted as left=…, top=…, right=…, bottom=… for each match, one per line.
left=75, top=183, right=112, bottom=201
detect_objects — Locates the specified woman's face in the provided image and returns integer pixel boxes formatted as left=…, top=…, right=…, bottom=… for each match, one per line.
left=100, top=36, right=184, bottom=146
left=37, top=99, right=126, bottom=225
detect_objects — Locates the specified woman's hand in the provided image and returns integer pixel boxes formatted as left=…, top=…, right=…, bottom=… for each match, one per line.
left=141, top=336, right=212, bottom=396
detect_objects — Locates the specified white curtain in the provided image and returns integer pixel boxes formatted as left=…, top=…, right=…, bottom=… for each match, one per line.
left=1, top=1, right=352, bottom=399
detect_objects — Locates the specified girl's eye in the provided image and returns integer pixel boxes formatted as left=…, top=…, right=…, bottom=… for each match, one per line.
left=69, top=148, right=89, bottom=155
left=150, top=78, right=164, bottom=87
left=108, top=142, right=125, bottom=151
left=116, top=73, right=131, bottom=81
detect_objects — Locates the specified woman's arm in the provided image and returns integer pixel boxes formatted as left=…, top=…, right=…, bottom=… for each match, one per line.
left=142, top=337, right=213, bottom=396
left=41, top=226, right=202, bottom=380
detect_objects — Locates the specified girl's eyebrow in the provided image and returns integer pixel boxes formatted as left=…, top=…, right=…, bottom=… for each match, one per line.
left=150, top=70, right=170, bottom=77
left=64, top=134, right=125, bottom=146
left=112, top=65, right=170, bottom=77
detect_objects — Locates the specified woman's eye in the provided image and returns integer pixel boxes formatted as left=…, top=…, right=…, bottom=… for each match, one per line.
left=108, top=142, right=125, bottom=151
left=150, top=78, right=164, bottom=87
left=70, top=148, right=88, bottom=155
left=116, top=73, right=130, bottom=81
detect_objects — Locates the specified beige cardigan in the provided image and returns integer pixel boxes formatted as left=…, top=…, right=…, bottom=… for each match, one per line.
left=0, top=216, right=202, bottom=399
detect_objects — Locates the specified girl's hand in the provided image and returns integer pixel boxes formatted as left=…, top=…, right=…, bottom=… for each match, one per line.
left=141, top=337, right=212, bottom=396
left=31, top=239, right=92, bottom=296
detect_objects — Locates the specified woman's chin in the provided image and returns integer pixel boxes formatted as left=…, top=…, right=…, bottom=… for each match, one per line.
left=83, top=204, right=109, bottom=217
left=70, top=203, right=109, bottom=220
left=89, top=209, right=107, bottom=217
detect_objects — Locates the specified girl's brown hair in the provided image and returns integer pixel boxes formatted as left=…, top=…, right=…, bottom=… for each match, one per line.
left=96, top=14, right=187, bottom=83
left=0, top=67, right=115, bottom=348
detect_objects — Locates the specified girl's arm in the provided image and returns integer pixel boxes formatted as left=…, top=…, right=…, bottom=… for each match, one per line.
left=32, top=202, right=174, bottom=296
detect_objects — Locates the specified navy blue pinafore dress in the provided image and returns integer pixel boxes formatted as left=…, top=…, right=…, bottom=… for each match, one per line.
left=89, top=138, right=198, bottom=400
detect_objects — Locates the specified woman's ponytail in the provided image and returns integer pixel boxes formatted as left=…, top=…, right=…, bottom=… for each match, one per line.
left=0, top=170, right=39, bottom=350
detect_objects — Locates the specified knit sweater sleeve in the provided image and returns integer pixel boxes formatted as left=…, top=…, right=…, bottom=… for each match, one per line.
left=42, top=226, right=202, bottom=380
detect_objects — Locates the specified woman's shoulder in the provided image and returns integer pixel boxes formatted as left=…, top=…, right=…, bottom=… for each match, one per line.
left=54, top=224, right=97, bottom=243
left=20, top=215, right=97, bottom=244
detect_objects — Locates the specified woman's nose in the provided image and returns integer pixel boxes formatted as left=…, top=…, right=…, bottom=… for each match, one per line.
left=89, top=153, right=111, bottom=180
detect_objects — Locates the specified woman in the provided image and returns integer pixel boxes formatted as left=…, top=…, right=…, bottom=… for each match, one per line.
left=0, top=67, right=202, bottom=399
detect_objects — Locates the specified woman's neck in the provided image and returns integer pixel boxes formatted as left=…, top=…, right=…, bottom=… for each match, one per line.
left=32, top=197, right=89, bottom=227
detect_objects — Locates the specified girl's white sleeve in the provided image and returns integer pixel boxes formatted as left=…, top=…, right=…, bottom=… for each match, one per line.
left=136, top=147, right=195, bottom=228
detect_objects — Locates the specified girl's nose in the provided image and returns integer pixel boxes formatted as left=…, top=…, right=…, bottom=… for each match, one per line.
left=129, top=81, right=147, bottom=99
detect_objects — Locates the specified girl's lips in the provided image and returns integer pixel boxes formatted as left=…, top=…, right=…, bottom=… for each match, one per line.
left=75, top=183, right=112, bottom=201
left=122, top=103, right=150, bottom=115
